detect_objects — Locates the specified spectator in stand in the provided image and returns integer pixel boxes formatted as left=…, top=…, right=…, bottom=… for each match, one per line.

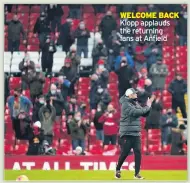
left=116, top=58, right=136, bottom=98
left=8, top=88, right=33, bottom=138
left=149, top=57, right=168, bottom=93
left=95, top=86, right=111, bottom=111
left=33, top=12, right=51, bottom=48
left=47, top=4, right=64, bottom=33
left=5, top=4, right=13, bottom=13
left=32, top=95, right=45, bottom=122
left=41, top=35, right=57, bottom=74
left=145, top=95, right=163, bottom=129
left=99, top=11, right=117, bottom=47
left=58, top=18, right=74, bottom=54
left=98, top=103, right=119, bottom=146
left=74, top=21, right=90, bottom=58
left=94, top=26, right=102, bottom=45
left=176, top=11, right=187, bottom=46
left=96, top=60, right=109, bottom=89
left=69, top=5, right=81, bottom=19
left=168, top=73, right=187, bottom=119
left=56, top=73, right=71, bottom=100
left=5, top=13, right=27, bottom=52
left=68, top=95, right=80, bottom=116
left=171, top=122, right=187, bottom=155
left=93, top=104, right=104, bottom=141
left=19, top=54, right=35, bottom=90
left=4, top=73, right=10, bottom=106
left=27, top=121, right=44, bottom=155
left=114, top=47, right=134, bottom=72
left=79, top=102, right=88, bottom=118
left=16, top=109, right=32, bottom=140
left=38, top=101, right=56, bottom=145
left=67, top=45, right=81, bottom=72
left=59, top=58, right=79, bottom=96
left=46, top=84, right=66, bottom=123
left=144, top=41, right=162, bottom=71
left=160, top=108, right=178, bottom=145
left=90, top=74, right=100, bottom=109
left=92, top=39, right=108, bottom=70
left=107, top=30, right=123, bottom=71
left=133, top=40, right=148, bottom=72
left=28, top=64, right=45, bottom=103
left=137, top=78, right=152, bottom=106
left=69, top=111, right=90, bottom=154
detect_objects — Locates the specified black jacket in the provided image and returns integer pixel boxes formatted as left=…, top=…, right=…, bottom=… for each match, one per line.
left=93, top=111, right=104, bottom=130
left=41, top=42, right=57, bottom=62
left=19, top=60, right=35, bottom=83
left=99, top=15, right=117, bottom=40
left=116, top=65, right=135, bottom=90
left=168, top=79, right=187, bottom=102
left=32, top=102, right=44, bottom=122
left=46, top=91, right=65, bottom=116
left=59, top=66, right=77, bottom=83
left=47, top=5, right=63, bottom=21
left=146, top=100, right=163, bottom=129
left=28, top=72, right=45, bottom=97
left=33, top=17, right=50, bottom=34
left=58, top=22, right=74, bottom=50
left=95, top=90, right=111, bottom=107
left=138, top=85, right=152, bottom=105
left=99, top=70, right=109, bottom=89
left=119, top=95, right=150, bottom=137
left=75, top=28, right=90, bottom=46
left=27, top=128, right=44, bottom=155
left=5, top=20, right=26, bottom=41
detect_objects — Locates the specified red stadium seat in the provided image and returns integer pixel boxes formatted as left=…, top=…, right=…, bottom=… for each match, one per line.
left=30, top=5, right=40, bottom=13
left=148, top=144, right=162, bottom=155
left=22, top=90, right=30, bottom=98
left=83, top=13, right=95, bottom=19
left=5, top=134, right=15, bottom=141
left=9, top=77, right=21, bottom=90
left=28, top=37, right=39, bottom=45
left=16, top=140, right=29, bottom=145
left=50, top=77, right=58, bottom=84
left=162, top=144, right=171, bottom=154
left=13, top=144, right=28, bottom=155
left=4, top=144, right=14, bottom=154
left=27, top=45, right=39, bottom=51
left=5, top=115, right=12, bottom=123
left=19, top=44, right=27, bottom=51
left=83, top=5, right=94, bottom=13
left=77, top=90, right=89, bottom=96
left=89, top=144, right=103, bottom=155
left=5, top=122, right=14, bottom=133
left=52, top=139, right=59, bottom=148
left=6, top=13, right=14, bottom=21
left=56, top=145, right=71, bottom=155
left=108, top=83, right=118, bottom=91
left=17, top=5, right=30, bottom=13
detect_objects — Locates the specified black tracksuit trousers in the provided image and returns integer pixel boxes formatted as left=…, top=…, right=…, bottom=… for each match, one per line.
left=116, top=135, right=141, bottom=176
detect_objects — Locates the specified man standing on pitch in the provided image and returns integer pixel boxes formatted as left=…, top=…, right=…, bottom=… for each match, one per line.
left=115, top=88, right=154, bottom=179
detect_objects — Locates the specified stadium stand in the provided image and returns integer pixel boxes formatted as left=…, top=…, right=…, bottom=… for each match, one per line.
left=4, top=4, right=187, bottom=156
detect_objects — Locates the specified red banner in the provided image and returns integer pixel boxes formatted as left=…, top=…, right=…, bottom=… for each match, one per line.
left=5, top=155, right=187, bottom=170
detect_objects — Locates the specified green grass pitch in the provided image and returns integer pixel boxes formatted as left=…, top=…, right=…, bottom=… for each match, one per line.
left=4, top=170, right=187, bottom=181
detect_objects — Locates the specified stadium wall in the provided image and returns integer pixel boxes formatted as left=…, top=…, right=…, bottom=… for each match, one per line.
left=5, top=155, right=187, bottom=170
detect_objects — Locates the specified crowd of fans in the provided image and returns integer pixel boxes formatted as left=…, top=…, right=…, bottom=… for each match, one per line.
left=4, top=4, right=187, bottom=155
